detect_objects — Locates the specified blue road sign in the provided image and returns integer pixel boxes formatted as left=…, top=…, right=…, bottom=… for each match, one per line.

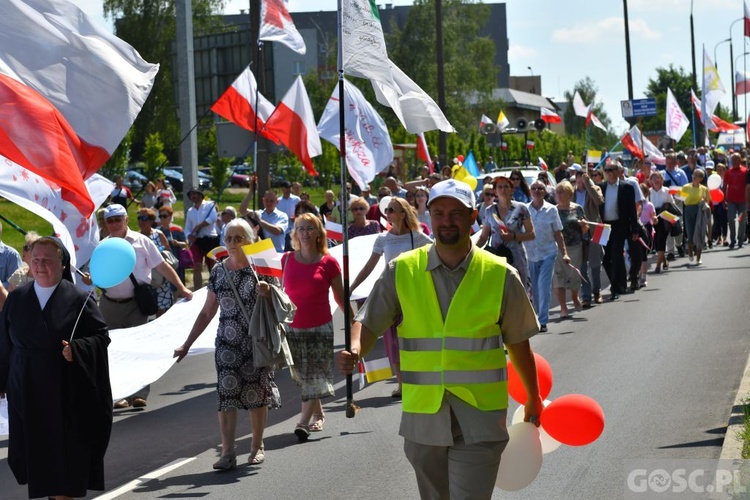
left=621, top=98, right=657, bottom=118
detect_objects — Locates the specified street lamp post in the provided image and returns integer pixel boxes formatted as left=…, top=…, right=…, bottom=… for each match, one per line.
left=736, top=51, right=749, bottom=122
left=714, top=38, right=730, bottom=71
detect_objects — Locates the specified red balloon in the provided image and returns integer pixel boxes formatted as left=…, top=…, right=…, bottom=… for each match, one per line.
left=457, top=154, right=465, bottom=163
left=507, top=352, right=553, bottom=404
left=539, top=394, right=604, bottom=446
left=710, top=189, right=724, bottom=204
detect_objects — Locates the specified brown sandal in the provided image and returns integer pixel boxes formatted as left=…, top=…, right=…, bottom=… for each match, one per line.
left=309, top=414, right=325, bottom=432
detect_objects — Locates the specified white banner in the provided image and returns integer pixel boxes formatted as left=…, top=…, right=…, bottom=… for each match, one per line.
left=318, top=80, right=393, bottom=190
left=665, top=87, right=689, bottom=142
left=342, top=0, right=393, bottom=86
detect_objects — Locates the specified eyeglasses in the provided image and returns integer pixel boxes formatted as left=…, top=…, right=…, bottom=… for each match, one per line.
left=351, top=207, right=367, bottom=211
left=105, top=217, right=124, bottom=224
left=296, top=226, right=317, bottom=233
left=137, top=215, right=151, bottom=221
left=159, top=213, right=170, bottom=219
left=385, top=207, right=401, bottom=214
left=604, top=168, right=618, bottom=173
left=224, top=235, right=246, bottom=244
left=530, top=186, right=546, bottom=191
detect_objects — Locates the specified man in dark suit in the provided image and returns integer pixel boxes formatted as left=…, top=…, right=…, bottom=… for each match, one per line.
left=598, top=162, right=640, bottom=300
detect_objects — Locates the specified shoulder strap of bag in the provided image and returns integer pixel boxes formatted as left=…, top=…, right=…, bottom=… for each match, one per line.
left=128, top=273, right=139, bottom=287
left=202, top=202, right=217, bottom=223
left=409, top=230, right=414, bottom=249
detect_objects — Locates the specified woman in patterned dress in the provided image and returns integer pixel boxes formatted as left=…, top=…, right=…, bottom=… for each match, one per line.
left=347, top=197, right=381, bottom=239
left=282, top=213, right=350, bottom=441
left=174, top=219, right=280, bottom=470
left=137, top=208, right=174, bottom=317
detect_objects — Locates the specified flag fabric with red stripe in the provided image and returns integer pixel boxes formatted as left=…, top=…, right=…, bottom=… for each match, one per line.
left=207, top=246, right=229, bottom=261
left=745, top=0, right=750, bottom=37
left=588, top=111, right=607, bottom=131
left=263, top=76, right=322, bottom=176
left=501, top=142, right=508, bottom=151
left=259, top=0, right=306, bottom=55
left=0, top=0, right=159, bottom=217
left=211, top=67, right=279, bottom=144
left=538, top=157, right=548, bottom=171
left=479, top=114, right=494, bottom=131
left=658, top=211, right=680, bottom=224
left=709, top=116, right=741, bottom=133
left=736, top=70, right=750, bottom=95
left=416, top=133, right=433, bottom=173
left=621, top=125, right=665, bottom=163
left=325, top=221, right=343, bottom=242
left=540, top=108, right=562, bottom=124
left=242, top=238, right=283, bottom=277
left=589, top=222, right=611, bottom=246
left=526, top=140, right=535, bottom=150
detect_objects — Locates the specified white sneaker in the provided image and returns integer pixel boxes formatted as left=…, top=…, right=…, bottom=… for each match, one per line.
left=688, top=254, right=694, bottom=262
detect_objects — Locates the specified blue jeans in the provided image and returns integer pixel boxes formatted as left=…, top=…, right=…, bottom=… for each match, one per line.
left=529, top=253, right=556, bottom=326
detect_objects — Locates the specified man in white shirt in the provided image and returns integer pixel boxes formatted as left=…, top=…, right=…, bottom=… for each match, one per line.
left=184, top=189, right=219, bottom=289
left=257, top=190, right=289, bottom=253
left=276, top=181, right=300, bottom=251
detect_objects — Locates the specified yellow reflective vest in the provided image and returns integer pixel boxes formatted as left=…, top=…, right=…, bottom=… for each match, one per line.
left=394, top=246, right=508, bottom=414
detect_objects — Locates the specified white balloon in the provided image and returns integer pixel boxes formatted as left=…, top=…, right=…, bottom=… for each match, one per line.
left=496, top=422, right=543, bottom=491
left=707, top=173, right=722, bottom=191
left=379, top=196, right=393, bottom=216
left=510, top=400, right=561, bottom=454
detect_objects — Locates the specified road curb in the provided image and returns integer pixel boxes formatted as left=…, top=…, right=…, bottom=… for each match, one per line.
left=720, top=352, right=750, bottom=460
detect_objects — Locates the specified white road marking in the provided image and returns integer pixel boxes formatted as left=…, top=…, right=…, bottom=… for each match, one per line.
left=94, top=457, right=196, bottom=499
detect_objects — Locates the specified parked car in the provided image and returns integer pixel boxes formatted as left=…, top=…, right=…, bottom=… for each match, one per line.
left=163, top=167, right=212, bottom=192
left=123, top=170, right=147, bottom=192
left=229, top=166, right=252, bottom=188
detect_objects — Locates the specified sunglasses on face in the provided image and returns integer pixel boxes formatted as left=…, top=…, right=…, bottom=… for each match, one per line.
left=137, top=215, right=151, bottom=221
left=510, top=177, right=521, bottom=181
left=296, top=226, right=317, bottom=233
left=159, top=213, right=170, bottom=219
left=530, top=186, right=545, bottom=191
left=105, top=217, right=124, bottom=224
left=385, top=207, right=401, bottom=214
left=224, top=235, right=246, bottom=244
left=604, top=168, right=618, bottom=173
left=351, top=207, right=367, bottom=211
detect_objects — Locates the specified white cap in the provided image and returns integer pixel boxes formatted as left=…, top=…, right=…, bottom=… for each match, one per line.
left=705, top=160, right=715, bottom=169
left=104, top=204, right=127, bottom=219
left=428, top=179, right=476, bottom=209
left=568, top=163, right=582, bottom=171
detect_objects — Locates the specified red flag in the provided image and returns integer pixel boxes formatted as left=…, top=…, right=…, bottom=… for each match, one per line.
left=501, top=142, right=508, bottom=151
left=416, top=133, right=433, bottom=173
left=538, top=157, right=548, bottom=171
left=211, top=67, right=279, bottom=144
left=745, top=0, right=750, bottom=37
left=260, top=0, right=306, bottom=55
left=621, top=131, right=644, bottom=159
left=526, top=140, right=535, bottom=150
left=690, top=89, right=705, bottom=123
left=325, top=220, right=343, bottom=242
left=540, top=107, right=562, bottom=124
left=709, top=116, right=741, bottom=133
left=0, top=0, right=158, bottom=217
left=263, top=76, right=322, bottom=176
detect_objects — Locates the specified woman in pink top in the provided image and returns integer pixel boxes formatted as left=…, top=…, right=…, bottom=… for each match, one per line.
left=282, top=213, right=349, bottom=441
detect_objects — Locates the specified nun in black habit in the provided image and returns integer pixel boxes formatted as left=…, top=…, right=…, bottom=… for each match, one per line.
left=0, top=237, right=112, bottom=499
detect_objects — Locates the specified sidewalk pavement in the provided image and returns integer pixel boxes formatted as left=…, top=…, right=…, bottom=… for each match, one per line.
left=720, top=352, right=750, bottom=460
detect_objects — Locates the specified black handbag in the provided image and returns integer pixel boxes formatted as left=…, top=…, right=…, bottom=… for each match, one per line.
left=130, top=273, right=158, bottom=316
left=486, top=243, right=515, bottom=265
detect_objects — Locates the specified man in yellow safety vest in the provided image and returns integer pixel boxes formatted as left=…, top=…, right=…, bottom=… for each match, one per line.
left=338, top=179, right=544, bottom=499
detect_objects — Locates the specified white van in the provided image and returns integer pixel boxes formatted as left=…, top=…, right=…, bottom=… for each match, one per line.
left=716, top=129, right=747, bottom=151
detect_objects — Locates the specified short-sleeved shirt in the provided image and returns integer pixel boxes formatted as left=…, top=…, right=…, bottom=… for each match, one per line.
left=276, top=195, right=301, bottom=233
left=110, top=186, right=132, bottom=206
left=259, top=208, right=289, bottom=253
left=355, top=244, right=539, bottom=446
left=282, top=253, right=341, bottom=329
left=184, top=201, right=218, bottom=238
left=663, top=167, right=688, bottom=187
left=0, top=242, right=22, bottom=287
left=640, top=201, right=656, bottom=225
left=104, top=230, right=164, bottom=299
left=372, top=230, right=433, bottom=263
left=524, top=201, right=563, bottom=262
left=649, top=187, right=674, bottom=210
left=724, top=166, right=748, bottom=203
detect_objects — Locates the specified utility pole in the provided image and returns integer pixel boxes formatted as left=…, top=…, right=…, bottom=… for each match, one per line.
left=622, top=0, right=634, bottom=102
left=175, top=0, right=198, bottom=204
left=436, top=0, right=446, bottom=163
left=250, top=0, right=270, bottom=198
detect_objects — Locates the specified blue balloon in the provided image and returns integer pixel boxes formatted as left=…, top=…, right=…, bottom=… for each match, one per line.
left=89, top=238, right=136, bottom=288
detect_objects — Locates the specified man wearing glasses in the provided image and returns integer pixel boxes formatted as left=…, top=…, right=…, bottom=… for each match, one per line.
left=597, top=162, right=639, bottom=300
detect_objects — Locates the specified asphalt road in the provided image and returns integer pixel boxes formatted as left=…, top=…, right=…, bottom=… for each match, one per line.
left=1, top=244, right=749, bottom=499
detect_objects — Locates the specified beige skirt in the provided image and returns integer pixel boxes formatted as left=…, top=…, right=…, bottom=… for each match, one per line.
left=552, top=243, right=583, bottom=290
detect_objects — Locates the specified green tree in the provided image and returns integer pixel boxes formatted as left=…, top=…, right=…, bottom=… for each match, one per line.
left=101, top=128, right=132, bottom=180
left=387, top=0, right=496, bottom=134
left=208, top=154, right=231, bottom=199
left=562, top=77, right=614, bottom=146
left=103, top=0, right=225, bottom=161
left=143, top=132, right=167, bottom=181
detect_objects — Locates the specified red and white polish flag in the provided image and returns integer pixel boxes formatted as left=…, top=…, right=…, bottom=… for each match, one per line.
left=745, top=0, right=750, bottom=37
left=211, top=67, right=279, bottom=143
left=0, top=0, right=158, bottom=217
left=416, top=133, right=433, bottom=173
left=589, top=222, right=611, bottom=246
left=260, top=0, right=306, bottom=55
left=540, top=108, right=562, bottom=124
left=325, top=221, right=344, bottom=242
left=264, top=76, right=322, bottom=176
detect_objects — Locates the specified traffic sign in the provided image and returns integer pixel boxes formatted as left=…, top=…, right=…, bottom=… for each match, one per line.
left=621, top=98, right=657, bottom=118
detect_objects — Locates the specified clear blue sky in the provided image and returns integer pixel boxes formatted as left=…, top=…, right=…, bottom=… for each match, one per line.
left=75, top=0, right=750, bottom=135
